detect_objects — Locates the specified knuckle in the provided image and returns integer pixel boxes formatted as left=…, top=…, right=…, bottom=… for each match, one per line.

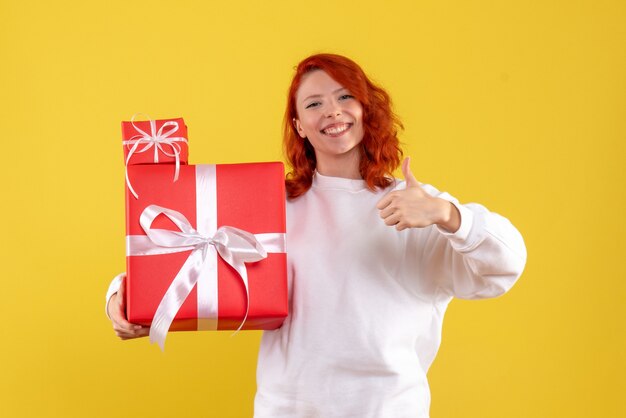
left=115, top=324, right=130, bottom=333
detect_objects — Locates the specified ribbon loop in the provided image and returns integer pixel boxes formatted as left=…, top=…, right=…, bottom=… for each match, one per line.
left=123, top=114, right=188, bottom=199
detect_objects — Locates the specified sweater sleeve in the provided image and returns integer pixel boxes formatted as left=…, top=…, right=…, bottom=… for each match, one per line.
left=418, top=185, right=527, bottom=300
left=104, top=272, right=125, bottom=320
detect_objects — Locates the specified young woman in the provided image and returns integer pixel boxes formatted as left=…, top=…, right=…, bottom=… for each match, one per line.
left=107, top=53, right=527, bottom=418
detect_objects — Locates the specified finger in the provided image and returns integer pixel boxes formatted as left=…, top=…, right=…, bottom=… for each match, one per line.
left=376, top=191, right=397, bottom=210
left=114, top=326, right=148, bottom=340
left=114, top=323, right=141, bottom=334
left=114, top=319, right=143, bottom=333
left=115, top=326, right=149, bottom=339
left=122, top=327, right=150, bottom=339
left=402, top=157, right=420, bottom=189
left=115, top=329, right=135, bottom=338
left=114, top=322, right=144, bottom=335
left=376, top=195, right=391, bottom=210
left=383, top=212, right=402, bottom=226
left=112, top=306, right=142, bottom=331
left=115, top=330, right=135, bottom=339
left=395, top=222, right=409, bottom=231
left=137, top=327, right=150, bottom=337
left=379, top=204, right=397, bottom=219
left=116, top=331, right=139, bottom=340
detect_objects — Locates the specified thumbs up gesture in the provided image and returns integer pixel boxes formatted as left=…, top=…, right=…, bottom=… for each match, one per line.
left=376, top=157, right=460, bottom=232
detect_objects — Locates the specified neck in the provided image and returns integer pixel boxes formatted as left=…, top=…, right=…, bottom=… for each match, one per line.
left=314, top=151, right=362, bottom=179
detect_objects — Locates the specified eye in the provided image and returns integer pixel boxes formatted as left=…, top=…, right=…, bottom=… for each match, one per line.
left=305, top=101, right=321, bottom=109
left=339, top=94, right=354, bottom=100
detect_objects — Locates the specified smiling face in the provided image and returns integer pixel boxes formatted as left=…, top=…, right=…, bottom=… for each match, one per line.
left=294, top=70, right=365, bottom=175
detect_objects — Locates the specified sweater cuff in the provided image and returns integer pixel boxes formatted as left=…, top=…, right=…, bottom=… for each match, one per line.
left=435, top=202, right=475, bottom=247
left=105, top=273, right=125, bottom=320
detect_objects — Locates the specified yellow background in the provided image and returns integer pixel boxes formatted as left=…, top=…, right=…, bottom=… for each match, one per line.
left=1, top=0, right=624, bottom=417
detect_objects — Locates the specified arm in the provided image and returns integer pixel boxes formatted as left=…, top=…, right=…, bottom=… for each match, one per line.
left=105, top=273, right=124, bottom=319
left=421, top=191, right=527, bottom=299
left=105, top=273, right=149, bottom=339
left=377, top=157, right=526, bottom=299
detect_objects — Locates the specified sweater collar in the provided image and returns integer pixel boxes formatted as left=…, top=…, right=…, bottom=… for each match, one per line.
left=312, top=171, right=367, bottom=191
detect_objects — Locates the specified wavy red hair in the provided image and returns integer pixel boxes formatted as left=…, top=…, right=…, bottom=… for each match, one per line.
left=283, top=53, right=403, bottom=199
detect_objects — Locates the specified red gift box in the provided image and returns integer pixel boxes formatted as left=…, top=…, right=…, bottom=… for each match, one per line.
left=124, top=162, right=288, bottom=349
left=122, top=116, right=189, bottom=199
left=122, top=116, right=189, bottom=166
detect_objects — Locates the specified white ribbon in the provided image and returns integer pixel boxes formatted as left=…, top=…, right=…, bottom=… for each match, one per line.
left=125, top=164, right=286, bottom=349
left=123, top=114, right=188, bottom=199
left=140, top=204, right=266, bottom=350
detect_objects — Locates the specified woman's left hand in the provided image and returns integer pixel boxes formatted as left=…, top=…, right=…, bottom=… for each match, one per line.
left=377, top=157, right=460, bottom=232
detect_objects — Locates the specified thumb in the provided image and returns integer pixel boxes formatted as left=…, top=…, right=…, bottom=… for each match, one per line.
left=402, top=157, right=420, bottom=188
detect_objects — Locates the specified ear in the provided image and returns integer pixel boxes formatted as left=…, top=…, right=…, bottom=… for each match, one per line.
left=293, top=118, right=306, bottom=138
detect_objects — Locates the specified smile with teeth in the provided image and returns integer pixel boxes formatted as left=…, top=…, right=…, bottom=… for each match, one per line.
left=321, top=123, right=352, bottom=136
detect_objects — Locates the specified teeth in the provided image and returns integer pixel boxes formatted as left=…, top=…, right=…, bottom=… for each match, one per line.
left=323, top=124, right=350, bottom=135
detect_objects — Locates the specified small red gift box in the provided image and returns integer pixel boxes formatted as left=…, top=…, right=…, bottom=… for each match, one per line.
left=121, top=116, right=189, bottom=166
left=124, top=162, right=288, bottom=349
left=122, top=116, right=189, bottom=200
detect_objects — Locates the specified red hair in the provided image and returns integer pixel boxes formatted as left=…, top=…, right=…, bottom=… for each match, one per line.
left=283, top=53, right=403, bottom=199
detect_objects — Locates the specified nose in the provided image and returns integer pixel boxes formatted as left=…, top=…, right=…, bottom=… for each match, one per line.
left=325, top=100, right=342, bottom=118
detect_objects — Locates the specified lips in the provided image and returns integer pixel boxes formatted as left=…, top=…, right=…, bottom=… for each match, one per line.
left=320, top=122, right=352, bottom=136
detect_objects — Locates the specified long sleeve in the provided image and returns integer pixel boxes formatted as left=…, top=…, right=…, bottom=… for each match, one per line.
left=104, top=273, right=125, bottom=319
left=419, top=185, right=527, bottom=300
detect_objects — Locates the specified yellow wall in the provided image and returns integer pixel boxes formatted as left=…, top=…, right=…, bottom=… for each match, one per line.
left=1, top=1, right=624, bottom=417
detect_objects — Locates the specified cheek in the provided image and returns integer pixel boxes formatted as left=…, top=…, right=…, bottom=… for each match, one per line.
left=350, top=104, right=364, bottom=123
left=303, top=116, right=322, bottom=134
left=295, top=114, right=313, bottom=136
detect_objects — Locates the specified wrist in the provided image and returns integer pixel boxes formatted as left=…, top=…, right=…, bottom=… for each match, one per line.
left=105, top=273, right=125, bottom=320
left=435, top=199, right=461, bottom=233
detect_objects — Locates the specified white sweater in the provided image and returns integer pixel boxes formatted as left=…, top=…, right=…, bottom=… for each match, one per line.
left=106, top=172, right=526, bottom=418
left=253, top=173, right=526, bottom=417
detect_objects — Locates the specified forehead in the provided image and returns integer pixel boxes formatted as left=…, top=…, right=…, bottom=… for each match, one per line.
left=296, top=70, right=346, bottom=102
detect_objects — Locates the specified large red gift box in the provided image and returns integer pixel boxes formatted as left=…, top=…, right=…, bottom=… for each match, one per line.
left=124, top=161, right=288, bottom=348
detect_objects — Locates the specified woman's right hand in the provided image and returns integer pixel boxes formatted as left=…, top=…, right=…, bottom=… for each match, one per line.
left=108, top=275, right=149, bottom=340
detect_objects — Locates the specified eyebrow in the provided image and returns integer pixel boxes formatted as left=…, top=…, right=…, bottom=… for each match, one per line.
left=301, top=87, right=349, bottom=103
